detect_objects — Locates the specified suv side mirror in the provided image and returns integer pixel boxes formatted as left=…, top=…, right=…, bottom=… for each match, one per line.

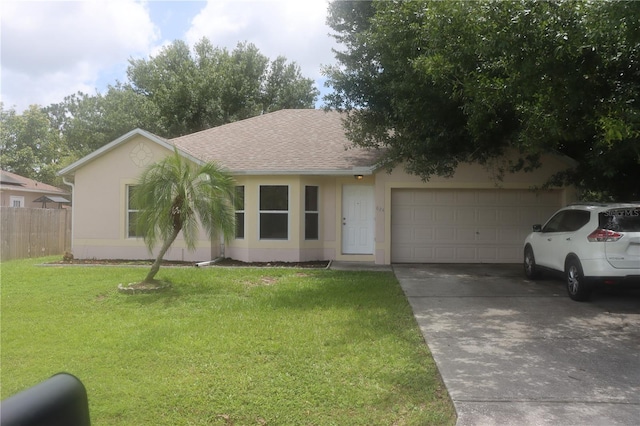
left=532, top=224, right=542, bottom=232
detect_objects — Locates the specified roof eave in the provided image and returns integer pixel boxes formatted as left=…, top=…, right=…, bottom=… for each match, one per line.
left=58, top=129, right=183, bottom=176
left=0, top=186, right=69, bottom=196
left=229, top=167, right=377, bottom=176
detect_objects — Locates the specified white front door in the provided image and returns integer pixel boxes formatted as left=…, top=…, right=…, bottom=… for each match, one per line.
left=342, top=185, right=374, bottom=254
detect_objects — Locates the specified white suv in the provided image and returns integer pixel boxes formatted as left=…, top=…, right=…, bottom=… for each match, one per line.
left=524, top=203, right=640, bottom=301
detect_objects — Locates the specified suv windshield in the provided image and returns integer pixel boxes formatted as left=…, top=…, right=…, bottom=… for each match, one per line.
left=599, top=208, right=640, bottom=232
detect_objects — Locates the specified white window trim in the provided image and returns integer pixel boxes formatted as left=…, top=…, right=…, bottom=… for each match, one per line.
left=10, top=196, right=24, bottom=208
left=235, top=185, right=245, bottom=240
left=126, top=185, right=139, bottom=238
left=305, top=185, right=319, bottom=240
left=258, top=185, right=289, bottom=240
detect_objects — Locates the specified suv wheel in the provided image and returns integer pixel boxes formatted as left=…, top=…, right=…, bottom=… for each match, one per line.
left=566, top=258, right=592, bottom=301
left=524, top=246, right=540, bottom=279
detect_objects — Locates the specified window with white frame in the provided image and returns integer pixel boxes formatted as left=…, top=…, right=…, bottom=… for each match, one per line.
left=234, top=185, right=245, bottom=239
left=126, top=185, right=141, bottom=238
left=259, top=185, right=288, bottom=239
left=305, top=186, right=319, bottom=240
left=10, top=196, right=24, bottom=208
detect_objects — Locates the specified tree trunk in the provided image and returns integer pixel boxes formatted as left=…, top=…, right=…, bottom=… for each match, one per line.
left=144, top=228, right=180, bottom=283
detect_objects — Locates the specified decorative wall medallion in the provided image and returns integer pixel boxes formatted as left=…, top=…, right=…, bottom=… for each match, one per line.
left=130, top=142, right=153, bottom=167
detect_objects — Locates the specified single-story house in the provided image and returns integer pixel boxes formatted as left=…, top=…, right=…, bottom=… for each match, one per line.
left=0, top=170, right=71, bottom=209
left=58, top=109, right=576, bottom=265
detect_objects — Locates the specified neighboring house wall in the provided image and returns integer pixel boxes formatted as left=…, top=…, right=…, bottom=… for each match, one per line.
left=0, top=171, right=70, bottom=208
left=71, top=135, right=213, bottom=262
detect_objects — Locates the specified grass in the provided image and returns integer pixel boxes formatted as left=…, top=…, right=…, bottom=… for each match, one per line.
left=1, top=257, right=455, bottom=425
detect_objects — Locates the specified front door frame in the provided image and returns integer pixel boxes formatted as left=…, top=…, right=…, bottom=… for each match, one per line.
left=341, top=184, right=375, bottom=255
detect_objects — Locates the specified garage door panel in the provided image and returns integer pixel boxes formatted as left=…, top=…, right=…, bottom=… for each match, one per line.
left=456, top=208, right=476, bottom=223
left=477, top=228, right=497, bottom=242
left=499, top=208, right=521, bottom=225
left=435, top=228, right=455, bottom=241
left=414, top=208, right=434, bottom=223
left=391, top=189, right=562, bottom=263
left=435, top=191, right=456, bottom=203
left=457, top=228, right=478, bottom=243
left=434, top=247, right=454, bottom=261
left=392, top=227, right=414, bottom=242
left=477, top=208, right=499, bottom=224
left=414, top=191, right=436, bottom=204
left=478, top=191, right=498, bottom=204
left=435, top=207, right=455, bottom=223
left=498, top=191, right=521, bottom=204
left=456, top=247, right=477, bottom=260
left=478, top=247, right=498, bottom=261
left=393, top=206, right=413, bottom=223
left=415, top=247, right=434, bottom=260
left=456, top=191, right=477, bottom=204
left=391, top=190, right=413, bottom=205
left=415, top=227, right=434, bottom=242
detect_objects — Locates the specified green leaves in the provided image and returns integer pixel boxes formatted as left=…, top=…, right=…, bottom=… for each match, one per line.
left=0, top=104, right=69, bottom=186
left=132, top=148, right=236, bottom=254
left=325, top=0, right=640, bottom=199
left=127, top=39, right=318, bottom=136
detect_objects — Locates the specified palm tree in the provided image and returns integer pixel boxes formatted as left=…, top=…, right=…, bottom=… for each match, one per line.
left=132, top=148, right=236, bottom=283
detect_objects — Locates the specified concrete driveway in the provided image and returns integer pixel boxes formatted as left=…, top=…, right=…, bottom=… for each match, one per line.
left=393, top=264, right=640, bottom=426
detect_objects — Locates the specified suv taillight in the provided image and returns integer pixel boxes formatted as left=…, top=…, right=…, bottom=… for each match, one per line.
left=587, top=229, right=622, bottom=242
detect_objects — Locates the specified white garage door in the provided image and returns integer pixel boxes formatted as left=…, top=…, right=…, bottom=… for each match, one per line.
left=391, top=189, right=562, bottom=263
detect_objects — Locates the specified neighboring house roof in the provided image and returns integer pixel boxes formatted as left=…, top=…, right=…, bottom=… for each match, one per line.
left=172, top=109, right=382, bottom=175
left=0, top=170, right=69, bottom=195
left=59, top=109, right=383, bottom=177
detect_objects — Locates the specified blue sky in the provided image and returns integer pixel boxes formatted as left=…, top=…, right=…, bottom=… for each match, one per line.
left=1, top=0, right=337, bottom=112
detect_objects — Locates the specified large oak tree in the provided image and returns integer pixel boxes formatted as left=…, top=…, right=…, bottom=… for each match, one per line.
left=324, top=0, right=640, bottom=200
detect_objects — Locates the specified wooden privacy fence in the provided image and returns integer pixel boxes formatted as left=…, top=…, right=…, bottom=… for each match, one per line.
left=0, top=207, right=72, bottom=261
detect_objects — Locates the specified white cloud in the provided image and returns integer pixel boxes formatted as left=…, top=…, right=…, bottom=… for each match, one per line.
left=0, top=0, right=338, bottom=112
left=1, top=0, right=160, bottom=111
left=185, top=0, right=336, bottom=81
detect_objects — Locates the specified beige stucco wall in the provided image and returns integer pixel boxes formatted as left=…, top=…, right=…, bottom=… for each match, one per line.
left=71, top=135, right=213, bottom=261
left=226, top=175, right=360, bottom=262
left=69, top=135, right=577, bottom=265
left=69, top=134, right=374, bottom=263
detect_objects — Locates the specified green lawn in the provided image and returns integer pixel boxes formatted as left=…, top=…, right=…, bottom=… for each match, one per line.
left=1, top=257, right=455, bottom=425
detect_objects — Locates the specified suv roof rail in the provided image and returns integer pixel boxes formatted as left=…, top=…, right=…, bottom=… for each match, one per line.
left=568, top=201, right=640, bottom=207
left=568, top=202, right=609, bottom=206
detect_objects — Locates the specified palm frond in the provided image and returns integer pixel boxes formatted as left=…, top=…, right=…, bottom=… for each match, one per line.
left=132, top=148, right=236, bottom=255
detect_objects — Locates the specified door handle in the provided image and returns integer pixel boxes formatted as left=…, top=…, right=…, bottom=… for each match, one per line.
left=566, top=237, right=571, bottom=241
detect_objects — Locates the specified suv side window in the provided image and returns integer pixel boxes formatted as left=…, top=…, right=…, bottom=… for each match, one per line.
left=563, top=210, right=590, bottom=231
left=542, top=210, right=590, bottom=233
left=542, top=211, right=567, bottom=232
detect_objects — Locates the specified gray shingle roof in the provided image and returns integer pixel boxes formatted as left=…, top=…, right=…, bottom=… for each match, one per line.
left=171, top=109, right=382, bottom=175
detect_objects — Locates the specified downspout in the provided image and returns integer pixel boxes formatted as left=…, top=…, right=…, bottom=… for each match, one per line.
left=62, top=177, right=74, bottom=254
left=194, top=235, right=226, bottom=267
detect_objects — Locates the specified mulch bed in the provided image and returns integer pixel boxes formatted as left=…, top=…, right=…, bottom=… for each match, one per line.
left=51, top=258, right=330, bottom=269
